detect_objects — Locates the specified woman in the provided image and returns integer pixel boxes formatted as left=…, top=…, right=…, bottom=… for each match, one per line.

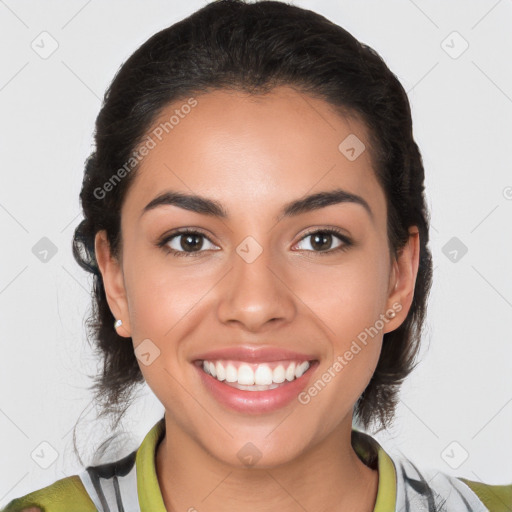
left=3, top=0, right=510, bottom=511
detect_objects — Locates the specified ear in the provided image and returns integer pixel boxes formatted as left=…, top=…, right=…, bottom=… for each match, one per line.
left=94, top=230, right=132, bottom=338
left=383, top=226, right=421, bottom=334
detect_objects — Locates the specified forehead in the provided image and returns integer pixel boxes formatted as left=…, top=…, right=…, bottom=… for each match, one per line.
left=122, top=86, right=386, bottom=223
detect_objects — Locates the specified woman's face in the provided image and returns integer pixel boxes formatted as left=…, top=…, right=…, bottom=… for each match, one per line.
left=96, top=85, right=418, bottom=467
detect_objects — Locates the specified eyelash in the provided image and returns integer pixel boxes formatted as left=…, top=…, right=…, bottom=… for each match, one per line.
left=157, top=227, right=353, bottom=258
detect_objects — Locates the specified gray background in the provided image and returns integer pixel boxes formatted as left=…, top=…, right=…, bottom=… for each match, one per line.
left=1, top=0, right=511, bottom=505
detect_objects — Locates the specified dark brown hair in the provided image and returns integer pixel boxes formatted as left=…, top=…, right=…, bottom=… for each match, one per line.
left=72, top=0, right=433, bottom=453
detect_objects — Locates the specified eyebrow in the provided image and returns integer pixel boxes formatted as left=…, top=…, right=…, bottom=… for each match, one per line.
left=140, top=188, right=374, bottom=222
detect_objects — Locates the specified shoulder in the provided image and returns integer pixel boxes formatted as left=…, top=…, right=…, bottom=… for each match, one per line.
left=459, top=477, right=512, bottom=512
left=393, top=454, right=512, bottom=512
left=1, top=449, right=139, bottom=512
left=0, top=474, right=96, bottom=512
left=1, top=419, right=165, bottom=512
left=352, top=429, right=512, bottom=511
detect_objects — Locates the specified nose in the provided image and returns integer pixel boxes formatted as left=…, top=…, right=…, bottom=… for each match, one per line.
left=216, top=241, right=297, bottom=333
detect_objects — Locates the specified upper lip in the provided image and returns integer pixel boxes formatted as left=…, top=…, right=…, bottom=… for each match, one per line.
left=192, top=345, right=317, bottom=363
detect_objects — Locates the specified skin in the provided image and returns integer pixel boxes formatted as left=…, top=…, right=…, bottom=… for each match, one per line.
left=95, top=86, right=420, bottom=512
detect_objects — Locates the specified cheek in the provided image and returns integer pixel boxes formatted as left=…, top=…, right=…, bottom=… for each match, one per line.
left=294, top=246, right=391, bottom=337
left=297, top=261, right=387, bottom=419
left=123, top=254, right=204, bottom=403
left=124, top=252, right=214, bottom=339
left=291, top=245, right=389, bottom=391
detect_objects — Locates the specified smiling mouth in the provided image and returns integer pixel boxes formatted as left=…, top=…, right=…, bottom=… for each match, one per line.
left=194, top=359, right=317, bottom=391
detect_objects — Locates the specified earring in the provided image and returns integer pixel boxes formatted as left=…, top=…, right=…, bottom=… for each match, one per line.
left=387, top=310, right=396, bottom=319
left=114, top=319, right=123, bottom=330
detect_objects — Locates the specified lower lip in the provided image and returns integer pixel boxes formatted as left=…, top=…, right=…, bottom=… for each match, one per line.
left=195, top=361, right=319, bottom=414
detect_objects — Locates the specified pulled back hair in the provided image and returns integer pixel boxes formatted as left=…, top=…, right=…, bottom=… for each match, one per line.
left=72, top=0, right=433, bottom=449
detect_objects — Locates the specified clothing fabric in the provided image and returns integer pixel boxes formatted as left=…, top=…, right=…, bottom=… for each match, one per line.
left=2, top=417, right=510, bottom=511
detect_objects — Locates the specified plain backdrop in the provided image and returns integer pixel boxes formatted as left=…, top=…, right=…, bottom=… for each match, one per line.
left=1, top=0, right=511, bottom=506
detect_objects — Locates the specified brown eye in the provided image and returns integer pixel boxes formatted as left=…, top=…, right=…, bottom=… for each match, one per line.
left=295, top=229, right=352, bottom=255
left=158, top=229, right=219, bottom=257
left=310, top=232, right=335, bottom=251
left=177, top=233, right=204, bottom=252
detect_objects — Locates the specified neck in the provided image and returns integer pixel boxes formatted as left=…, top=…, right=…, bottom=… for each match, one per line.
left=155, top=416, right=379, bottom=512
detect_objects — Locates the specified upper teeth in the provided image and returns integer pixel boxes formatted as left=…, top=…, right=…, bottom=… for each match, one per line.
left=202, top=360, right=311, bottom=386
